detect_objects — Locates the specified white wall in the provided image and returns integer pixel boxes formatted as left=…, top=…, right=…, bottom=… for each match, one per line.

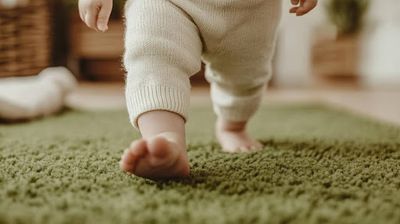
left=274, top=0, right=400, bottom=88
left=360, top=0, right=400, bottom=87
left=274, top=1, right=327, bottom=87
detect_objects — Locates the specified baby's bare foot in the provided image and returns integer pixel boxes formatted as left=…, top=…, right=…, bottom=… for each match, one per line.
left=216, top=118, right=263, bottom=153
left=120, top=133, right=190, bottom=179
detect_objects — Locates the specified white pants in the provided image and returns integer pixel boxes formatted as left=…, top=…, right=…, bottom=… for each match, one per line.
left=124, top=0, right=282, bottom=128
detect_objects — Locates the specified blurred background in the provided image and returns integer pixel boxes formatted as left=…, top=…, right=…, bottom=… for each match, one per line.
left=0, top=0, right=399, bottom=124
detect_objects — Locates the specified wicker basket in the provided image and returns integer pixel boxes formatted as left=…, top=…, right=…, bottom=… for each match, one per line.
left=0, top=0, right=52, bottom=77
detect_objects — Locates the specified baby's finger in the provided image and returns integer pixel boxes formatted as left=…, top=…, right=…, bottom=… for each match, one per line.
left=296, top=0, right=317, bottom=16
left=85, top=9, right=98, bottom=31
left=79, top=10, right=85, bottom=22
left=97, top=1, right=112, bottom=32
left=291, top=0, right=299, bottom=5
left=289, top=6, right=299, bottom=13
left=78, top=1, right=85, bottom=22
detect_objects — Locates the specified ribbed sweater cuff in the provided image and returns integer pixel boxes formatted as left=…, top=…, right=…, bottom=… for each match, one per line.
left=126, top=85, right=189, bottom=129
left=210, top=84, right=265, bottom=122
left=214, top=102, right=261, bottom=122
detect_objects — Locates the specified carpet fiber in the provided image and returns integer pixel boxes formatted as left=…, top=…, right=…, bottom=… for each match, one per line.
left=0, top=104, right=400, bottom=224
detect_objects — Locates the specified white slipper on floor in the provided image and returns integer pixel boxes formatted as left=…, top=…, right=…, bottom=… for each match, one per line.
left=0, top=67, right=77, bottom=120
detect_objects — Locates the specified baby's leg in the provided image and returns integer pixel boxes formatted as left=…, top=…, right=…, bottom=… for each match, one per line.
left=120, top=0, right=202, bottom=179
left=208, top=66, right=268, bottom=153
left=121, top=111, right=189, bottom=179
left=202, top=0, right=282, bottom=153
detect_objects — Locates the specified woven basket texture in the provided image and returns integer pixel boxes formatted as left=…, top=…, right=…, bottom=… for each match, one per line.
left=0, top=0, right=51, bottom=77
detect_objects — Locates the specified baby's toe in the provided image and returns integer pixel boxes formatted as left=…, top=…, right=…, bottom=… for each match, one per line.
left=239, top=146, right=255, bottom=153
left=120, top=139, right=147, bottom=172
left=147, top=136, right=170, bottom=158
left=222, top=146, right=241, bottom=153
left=249, top=145, right=262, bottom=152
left=147, top=136, right=179, bottom=167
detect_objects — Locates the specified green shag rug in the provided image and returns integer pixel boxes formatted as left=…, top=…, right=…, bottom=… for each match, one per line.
left=0, top=104, right=400, bottom=224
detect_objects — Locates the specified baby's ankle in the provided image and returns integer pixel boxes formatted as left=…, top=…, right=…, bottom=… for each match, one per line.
left=150, top=131, right=186, bottom=147
left=137, top=110, right=187, bottom=146
left=217, top=118, right=248, bottom=133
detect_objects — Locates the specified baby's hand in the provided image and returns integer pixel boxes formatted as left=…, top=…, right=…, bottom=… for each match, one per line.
left=289, top=0, right=317, bottom=16
left=79, top=0, right=113, bottom=31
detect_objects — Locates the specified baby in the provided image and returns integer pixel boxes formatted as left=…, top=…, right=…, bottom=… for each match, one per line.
left=79, top=0, right=317, bottom=179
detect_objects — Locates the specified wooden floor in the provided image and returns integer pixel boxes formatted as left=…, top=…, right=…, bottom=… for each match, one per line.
left=67, top=82, right=400, bottom=126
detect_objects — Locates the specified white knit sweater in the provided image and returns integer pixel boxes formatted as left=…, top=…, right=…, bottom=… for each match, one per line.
left=124, top=0, right=282, bottom=128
